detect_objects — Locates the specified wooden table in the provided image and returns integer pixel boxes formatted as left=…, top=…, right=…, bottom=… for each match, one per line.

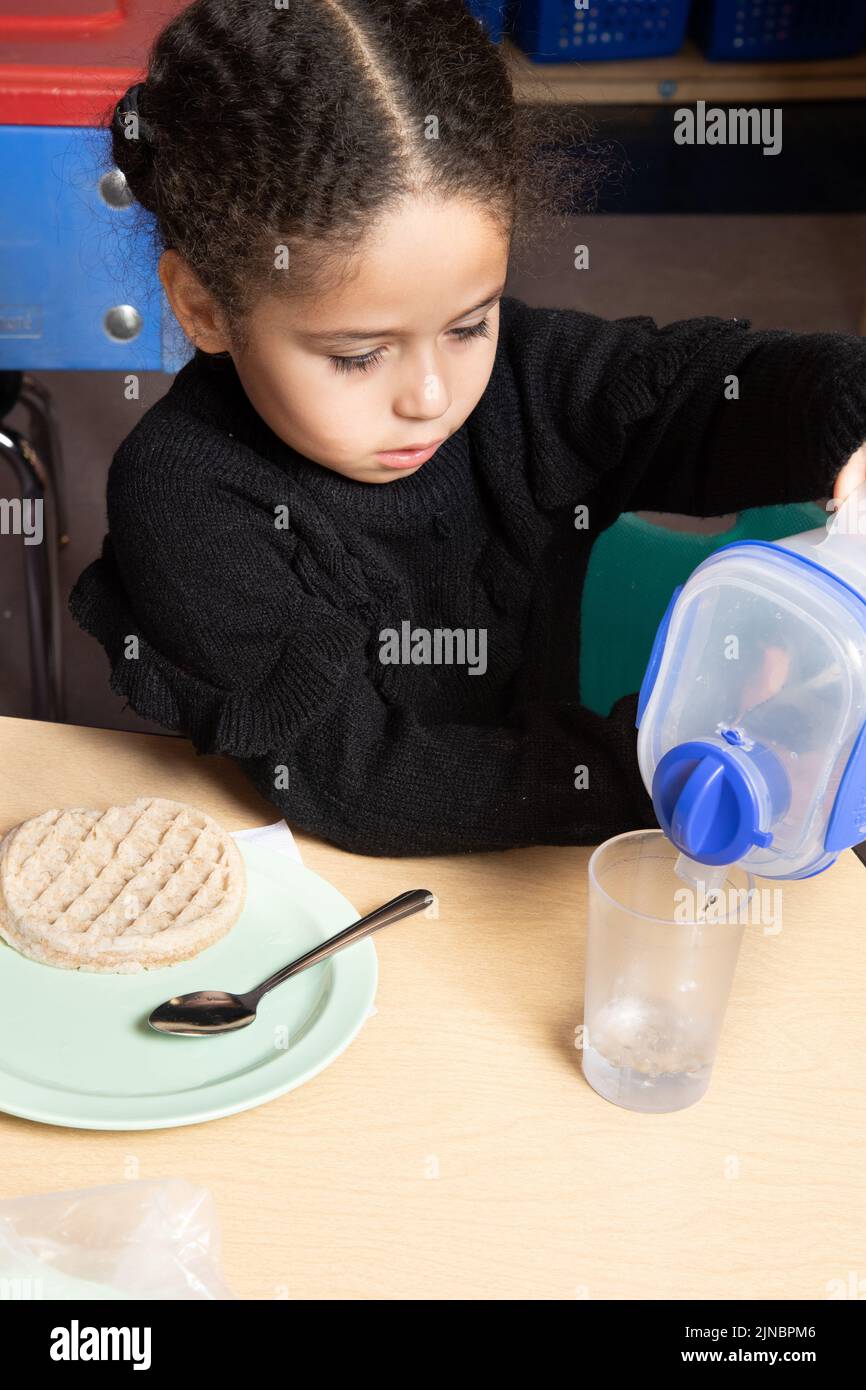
left=0, top=714, right=864, bottom=1300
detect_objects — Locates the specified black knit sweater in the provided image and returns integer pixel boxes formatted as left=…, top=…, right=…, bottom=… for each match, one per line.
left=69, top=296, right=866, bottom=855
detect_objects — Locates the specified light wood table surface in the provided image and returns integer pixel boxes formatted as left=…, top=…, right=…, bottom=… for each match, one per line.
left=0, top=714, right=863, bottom=1301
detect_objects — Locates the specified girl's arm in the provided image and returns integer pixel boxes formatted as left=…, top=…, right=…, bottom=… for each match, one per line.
left=69, top=468, right=656, bottom=857
left=73, top=566, right=657, bottom=855
left=498, top=297, right=866, bottom=520
left=255, top=678, right=656, bottom=858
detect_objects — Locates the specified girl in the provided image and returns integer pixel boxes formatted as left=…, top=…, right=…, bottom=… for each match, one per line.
left=70, top=0, right=866, bottom=856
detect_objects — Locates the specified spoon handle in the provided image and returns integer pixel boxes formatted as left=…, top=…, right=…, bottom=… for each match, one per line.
left=246, top=888, right=434, bottom=1005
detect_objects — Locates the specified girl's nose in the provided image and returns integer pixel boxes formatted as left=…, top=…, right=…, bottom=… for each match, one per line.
left=393, top=363, right=452, bottom=420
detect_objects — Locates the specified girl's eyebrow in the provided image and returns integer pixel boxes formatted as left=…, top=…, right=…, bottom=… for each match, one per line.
left=301, top=287, right=506, bottom=344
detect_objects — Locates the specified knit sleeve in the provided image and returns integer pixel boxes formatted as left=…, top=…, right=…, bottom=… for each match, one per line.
left=245, top=677, right=657, bottom=857
left=505, top=299, right=866, bottom=519
left=71, top=535, right=656, bottom=853
left=67, top=436, right=366, bottom=758
left=68, top=534, right=364, bottom=758
left=69, top=437, right=656, bottom=854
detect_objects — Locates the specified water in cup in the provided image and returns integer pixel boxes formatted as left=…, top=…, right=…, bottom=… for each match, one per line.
left=584, top=993, right=714, bottom=1113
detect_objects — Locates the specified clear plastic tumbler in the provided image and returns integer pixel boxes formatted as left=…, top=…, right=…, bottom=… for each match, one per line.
left=582, top=830, right=755, bottom=1113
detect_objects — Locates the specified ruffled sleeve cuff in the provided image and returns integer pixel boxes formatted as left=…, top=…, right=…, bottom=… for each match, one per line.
left=68, top=546, right=363, bottom=759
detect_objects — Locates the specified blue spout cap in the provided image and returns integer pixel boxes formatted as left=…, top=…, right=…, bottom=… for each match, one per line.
left=652, top=740, right=779, bottom=866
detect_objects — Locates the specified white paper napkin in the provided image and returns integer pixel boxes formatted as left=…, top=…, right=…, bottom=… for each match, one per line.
left=230, top=820, right=377, bottom=1022
left=231, top=818, right=304, bottom=864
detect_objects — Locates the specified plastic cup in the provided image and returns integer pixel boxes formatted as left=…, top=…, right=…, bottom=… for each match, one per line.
left=582, top=829, right=755, bottom=1113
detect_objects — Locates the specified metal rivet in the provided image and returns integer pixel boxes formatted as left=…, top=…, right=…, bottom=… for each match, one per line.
left=104, top=305, right=143, bottom=341
left=98, top=169, right=134, bottom=209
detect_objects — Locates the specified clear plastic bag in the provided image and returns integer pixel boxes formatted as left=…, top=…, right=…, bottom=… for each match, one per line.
left=0, top=1178, right=234, bottom=1300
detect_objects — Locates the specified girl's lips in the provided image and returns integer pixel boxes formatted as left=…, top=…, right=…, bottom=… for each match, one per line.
left=375, top=439, right=445, bottom=469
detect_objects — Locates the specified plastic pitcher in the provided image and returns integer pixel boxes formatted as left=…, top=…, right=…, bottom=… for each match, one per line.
left=636, top=482, right=866, bottom=882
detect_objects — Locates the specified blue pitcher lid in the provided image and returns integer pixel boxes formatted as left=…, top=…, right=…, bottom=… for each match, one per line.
left=652, top=740, right=774, bottom=865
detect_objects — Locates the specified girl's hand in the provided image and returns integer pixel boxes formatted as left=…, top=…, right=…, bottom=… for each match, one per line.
left=737, top=643, right=790, bottom=718
left=739, top=450, right=866, bottom=717
left=739, top=445, right=866, bottom=715
left=834, top=443, right=866, bottom=503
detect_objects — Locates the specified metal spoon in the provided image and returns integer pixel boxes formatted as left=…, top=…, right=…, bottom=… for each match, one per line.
left=148, top=888, right=433, bottom=1036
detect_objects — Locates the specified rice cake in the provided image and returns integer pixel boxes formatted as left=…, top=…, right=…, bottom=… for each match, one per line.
left=0, top=797, right=246, bottom=974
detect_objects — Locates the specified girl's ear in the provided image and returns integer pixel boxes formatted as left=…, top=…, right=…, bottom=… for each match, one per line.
left=158, top=249, right=231, bottom=354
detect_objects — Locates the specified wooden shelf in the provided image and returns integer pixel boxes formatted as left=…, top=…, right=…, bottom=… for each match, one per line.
left=505, top=36, right=866, bottom=105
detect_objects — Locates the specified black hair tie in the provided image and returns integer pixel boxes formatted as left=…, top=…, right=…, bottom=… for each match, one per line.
left=116, top=82, right=153, bottom=142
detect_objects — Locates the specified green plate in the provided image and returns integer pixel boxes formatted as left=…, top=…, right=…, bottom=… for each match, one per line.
left=0, top=842, right=377, bottom=1131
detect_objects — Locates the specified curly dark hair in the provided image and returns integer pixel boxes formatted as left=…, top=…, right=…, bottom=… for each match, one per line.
left=102, top=0, right=602, bottom=354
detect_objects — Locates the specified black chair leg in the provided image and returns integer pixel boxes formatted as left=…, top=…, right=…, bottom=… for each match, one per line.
left=0, top=424, right=65, bottom=723
left=18, top=373, right=70, bottom=547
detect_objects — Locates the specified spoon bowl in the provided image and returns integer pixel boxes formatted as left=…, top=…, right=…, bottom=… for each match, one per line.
left=150, top=990, right=257, bottom=1036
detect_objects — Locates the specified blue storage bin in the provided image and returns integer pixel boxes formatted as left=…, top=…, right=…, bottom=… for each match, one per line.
left=0, top=125, right=184, bottom=372
left=511, top=0, right=693, bottom=63
left=465, top=0, right=508, bottom=42
left=691, top=0, right=866, bottom=61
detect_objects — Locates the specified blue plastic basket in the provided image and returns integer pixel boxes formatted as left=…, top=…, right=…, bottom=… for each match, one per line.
left=465, top=0, right=508, bottom=42
left=511, top=0, right=693, bottom=63
left=691, top=0, right=866, bottom=61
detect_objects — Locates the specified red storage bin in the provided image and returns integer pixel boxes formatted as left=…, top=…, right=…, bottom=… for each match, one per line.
left=0, top=0, right=186, bottom=127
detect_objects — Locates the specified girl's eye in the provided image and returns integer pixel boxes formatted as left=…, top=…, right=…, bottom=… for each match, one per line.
left=328, top=315, right=491, bottom=375
left=452, top=317, right=491, bottom=346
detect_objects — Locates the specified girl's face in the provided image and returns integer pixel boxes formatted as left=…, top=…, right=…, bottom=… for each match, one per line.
left=228, top=197, right=510, bottom=484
